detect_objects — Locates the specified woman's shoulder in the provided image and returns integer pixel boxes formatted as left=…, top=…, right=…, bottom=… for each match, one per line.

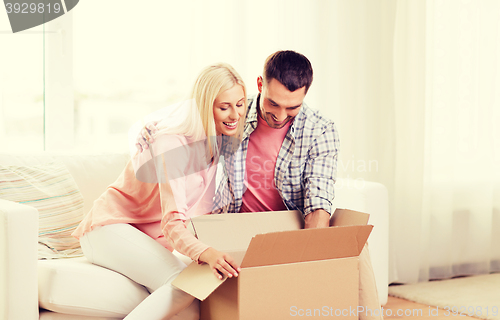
left=153, top=133, right=189, bottom=147
left=153, top=133, right=212, bottom=158
left=131, top=134, right=188, bottom=172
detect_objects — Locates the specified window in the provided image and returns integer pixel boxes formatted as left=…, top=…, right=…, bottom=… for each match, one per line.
left=0, top=14, right=44, bottom=152
left=1, top=0, right=322, bottom=153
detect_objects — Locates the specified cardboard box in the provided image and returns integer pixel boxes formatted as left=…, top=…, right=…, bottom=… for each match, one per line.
left=172, top=209, right=372, bottom=320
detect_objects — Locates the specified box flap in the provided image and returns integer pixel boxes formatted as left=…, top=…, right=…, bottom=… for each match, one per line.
left=174, top=211, right=302, bottom=300
left=241, top=225, right=373, bottom=268
left=330, top=208, right=370, bottom=226
left=171, top=250, right=246, bottom=301
left=171, top=262, right=223, bottom=300
left=189, top=210, right=303, bottom=252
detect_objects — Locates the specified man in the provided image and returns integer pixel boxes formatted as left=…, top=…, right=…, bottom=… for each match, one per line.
left=138, top=50, right=382, bottom=320
left=213, top=51, right=336, bottom=231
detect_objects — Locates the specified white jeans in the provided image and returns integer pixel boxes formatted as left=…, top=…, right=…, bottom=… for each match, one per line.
left=80, top=223, right=199, bottom=320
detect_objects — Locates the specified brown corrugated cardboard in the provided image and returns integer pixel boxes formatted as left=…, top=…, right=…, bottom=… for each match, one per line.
left=187, top=210, right=304, bottom=251
left=330, top=208, right=370, bottom=226
left=172, top=209, right=372, bottom=320
left=174, top=210, right=304, bottom=300
left=241, top=225, right=371, bottom=268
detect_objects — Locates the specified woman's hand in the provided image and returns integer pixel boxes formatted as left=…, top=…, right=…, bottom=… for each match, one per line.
left=199, top=247, right=241, bottom=280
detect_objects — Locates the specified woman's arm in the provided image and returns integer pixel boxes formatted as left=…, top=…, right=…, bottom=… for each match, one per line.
left=161, top=211, right=240, bottom=279
left=198, top=247, right=240, bottom=280
left=153, top=141, right=240, bottom=279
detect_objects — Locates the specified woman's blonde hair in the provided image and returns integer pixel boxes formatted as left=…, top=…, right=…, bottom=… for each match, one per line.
left=155, top=63, right=247, bottom=157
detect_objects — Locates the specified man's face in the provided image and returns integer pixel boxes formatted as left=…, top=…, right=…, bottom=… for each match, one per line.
left=257, top=76, right=306, bottom=129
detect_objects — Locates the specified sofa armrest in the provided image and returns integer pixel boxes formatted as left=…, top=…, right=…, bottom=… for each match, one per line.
left=333, top=178, right=389, bottom=305
left=0, top=199, right=39, bottom=320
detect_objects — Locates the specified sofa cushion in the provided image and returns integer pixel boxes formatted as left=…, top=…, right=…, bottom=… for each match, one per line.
left=0, top=162, right=84, bottom=259
left=38, top=257, right=149, bottom=317
left=0, top=152, right=130, bottom=216
left=39, top=310, right=122, bottom=320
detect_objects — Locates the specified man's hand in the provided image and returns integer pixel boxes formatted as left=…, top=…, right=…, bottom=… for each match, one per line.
left=199, top=247, right=241, bottom=280
left=304, top=209, right=331, bottom=229
left=135, top=121, right=159, bottom=153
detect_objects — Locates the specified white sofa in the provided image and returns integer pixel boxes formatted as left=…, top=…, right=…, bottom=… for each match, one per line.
left=0, top=152, right=389, bottom=320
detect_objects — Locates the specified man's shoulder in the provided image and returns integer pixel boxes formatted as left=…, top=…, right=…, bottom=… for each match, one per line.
left=247, top=95, right=258, bottom=108
left=247, top=94, right=258, bottom=103
left=296, top=103, right=335, bottom=133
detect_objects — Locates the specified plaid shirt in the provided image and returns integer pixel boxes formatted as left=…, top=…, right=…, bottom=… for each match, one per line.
left=213, top=94, right=340, bottom=217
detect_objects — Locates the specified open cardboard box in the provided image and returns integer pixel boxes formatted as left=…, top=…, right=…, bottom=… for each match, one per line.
left=172, top=209, right=373, bottom=320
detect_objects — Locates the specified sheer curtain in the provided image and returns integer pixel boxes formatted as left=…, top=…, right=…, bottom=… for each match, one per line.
left=389, top=0, right=500, bottom=283
left=311, top=0, right=500, bottom=284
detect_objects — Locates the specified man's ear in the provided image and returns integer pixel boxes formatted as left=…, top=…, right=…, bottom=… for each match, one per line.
left=257, top=76, right=263, bottom=93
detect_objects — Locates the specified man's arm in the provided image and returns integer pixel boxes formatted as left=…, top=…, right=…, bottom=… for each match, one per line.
left=304, top=209, right=330, bottom=229
left=302, top=122, right=340, bottom=219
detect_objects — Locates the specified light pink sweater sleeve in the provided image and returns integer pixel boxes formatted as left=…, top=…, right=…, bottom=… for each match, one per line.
left=142, top=134, right=212, bottom=262
left=161, top=212, right=210, bottom=262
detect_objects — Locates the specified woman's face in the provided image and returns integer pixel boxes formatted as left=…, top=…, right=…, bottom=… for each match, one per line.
left=213, top=84, right=246, bottom=136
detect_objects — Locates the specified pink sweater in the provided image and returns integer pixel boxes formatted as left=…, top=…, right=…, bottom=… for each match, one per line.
left=72, top=134, right=216, bottom=262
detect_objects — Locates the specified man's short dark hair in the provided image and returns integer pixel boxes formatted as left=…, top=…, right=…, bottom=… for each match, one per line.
left=263, top=50, right=313, bottom=93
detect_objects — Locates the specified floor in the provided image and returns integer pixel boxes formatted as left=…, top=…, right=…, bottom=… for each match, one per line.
left=39, top=296, right=479, bottom=319
left=385, top=296, right=477, bottom=320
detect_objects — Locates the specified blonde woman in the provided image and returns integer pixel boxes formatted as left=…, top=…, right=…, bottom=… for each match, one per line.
left=72, top=63, right=246, bottom=320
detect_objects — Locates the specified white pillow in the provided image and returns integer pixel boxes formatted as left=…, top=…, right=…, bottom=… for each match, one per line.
left=0, top=162, right=84, bottom=259
left=39, top=311, right=121, bottom=320
left=38, top=257, right=149, bottom=317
